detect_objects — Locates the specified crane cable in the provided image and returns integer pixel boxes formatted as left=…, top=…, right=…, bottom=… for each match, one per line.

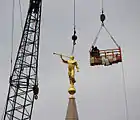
left=71, top=0, right=77, bottom=55
left=92, top=23, right=120, bottom=48
left=18, top=0, right=30, bottom=75
left=10, top=0, right=15, bottom=76
left=91, top=0, right=119, bottom=48
left=101, top=0, right=104, bottom=13
left=103, top=25, right=119, bottom=47
left=92, top=25, right=102, bottom=47
left=92, top=0, right=104, bottom=47
left=1, top=0, right=16, bottom=119
left=19, top=0, right=23, bottom=31
left=121, top=61, right=129, bottom=120
left=10, top=0, right=23, bottom=76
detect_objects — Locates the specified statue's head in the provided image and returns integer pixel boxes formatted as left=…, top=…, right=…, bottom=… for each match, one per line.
left=70, top=56, right=74, bottom=60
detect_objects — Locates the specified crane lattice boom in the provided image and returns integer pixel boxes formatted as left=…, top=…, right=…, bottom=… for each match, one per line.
left=3, top=0, right=42, bottom=120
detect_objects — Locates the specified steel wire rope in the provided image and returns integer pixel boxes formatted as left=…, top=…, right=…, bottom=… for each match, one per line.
left=121, top=59, right=129, bottom=120
left=71, top=0, right=77, bottom=55
left=92, top=25, right=103, bottom=47
left=0, top=0, right=16, bottom=120
left=101, top=0, right=104, bottom=13
left=103, top=25, right=120, bottom=48
left=73, top=0, right=76, bottom=30
left=91, top=0, right=104, bottom=48
left=18, top=0, right=30, bottom=75
left=10, top=0, right=15, bottom=76
left=9, top=0, right=23, bottom=76
left=71, top=43, right=75, bottom=55
left=18, top=0, right=23, bottom=30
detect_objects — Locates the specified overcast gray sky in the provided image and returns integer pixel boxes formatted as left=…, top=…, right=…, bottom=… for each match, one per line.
left=0, top=0, right=140, bottom=120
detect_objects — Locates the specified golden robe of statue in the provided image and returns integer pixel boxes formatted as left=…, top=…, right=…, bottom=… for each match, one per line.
left=60, top=55, right=79, bottom=85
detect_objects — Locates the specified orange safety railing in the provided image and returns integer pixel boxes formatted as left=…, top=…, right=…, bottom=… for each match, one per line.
left=89, top=47, right=122, bottom=66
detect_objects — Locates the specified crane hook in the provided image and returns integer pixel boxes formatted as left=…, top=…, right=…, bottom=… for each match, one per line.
left=72, top=30, right=77, bottom=45
left=100, top=11, right=106, bottom=23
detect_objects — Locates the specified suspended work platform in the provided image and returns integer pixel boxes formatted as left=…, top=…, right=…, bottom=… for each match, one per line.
left=89, top=47, right=122, bottom=66
left=89, top=8, right=123, bottom=67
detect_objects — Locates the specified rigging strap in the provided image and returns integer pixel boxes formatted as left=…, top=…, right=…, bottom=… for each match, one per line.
left=92, top=24, right=103, bottom=47
left=104, top=25, right=120, bottom=48
left=92, top=23, right=120, bottom=48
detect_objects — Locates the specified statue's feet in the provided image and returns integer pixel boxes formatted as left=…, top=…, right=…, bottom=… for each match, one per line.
left=72, top=78, right=76, bottom=83
left=69, top=77, right=76, bottom=84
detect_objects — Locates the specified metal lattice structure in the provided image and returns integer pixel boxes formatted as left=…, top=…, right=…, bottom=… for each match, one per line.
left=3, top=0, right=42, bottom=120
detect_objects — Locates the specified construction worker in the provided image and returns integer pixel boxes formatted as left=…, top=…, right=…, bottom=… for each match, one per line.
left=60, top=55, right=79, bottom=85
left=90, top=46, right=100, bottom=57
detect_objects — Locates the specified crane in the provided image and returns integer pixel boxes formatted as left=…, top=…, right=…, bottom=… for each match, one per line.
left=3, top=0, right=42, bottom=120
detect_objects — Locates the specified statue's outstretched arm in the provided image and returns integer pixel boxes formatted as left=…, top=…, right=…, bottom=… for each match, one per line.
left=60, top=55, right=68, bottom=64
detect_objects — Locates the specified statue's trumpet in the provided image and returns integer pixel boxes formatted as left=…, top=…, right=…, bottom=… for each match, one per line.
left=53, top=52, right=70, bottom=58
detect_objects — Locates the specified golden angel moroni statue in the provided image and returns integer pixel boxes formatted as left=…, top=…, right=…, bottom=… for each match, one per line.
left=60, top=55, right=79, bottom=86
left=53, top=52, right=79, bottom=95
left=53, top=52, right=79, bottom=85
